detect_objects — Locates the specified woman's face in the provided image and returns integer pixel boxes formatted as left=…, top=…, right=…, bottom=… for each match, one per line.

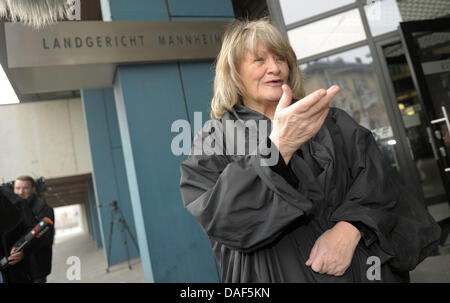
left=238, top=42, right=289, bottom=107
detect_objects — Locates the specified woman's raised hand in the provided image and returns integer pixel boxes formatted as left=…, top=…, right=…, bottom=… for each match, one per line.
left=269, top=84, right=340, bottom=164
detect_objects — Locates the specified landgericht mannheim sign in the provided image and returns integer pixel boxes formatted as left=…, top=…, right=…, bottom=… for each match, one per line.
left=6, top=21, right=228, bottom=68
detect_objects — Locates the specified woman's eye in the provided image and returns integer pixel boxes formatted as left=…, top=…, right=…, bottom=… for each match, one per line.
left=254, top=57, right=264, bottom=62
left=277, top=57, right=286, bottom=62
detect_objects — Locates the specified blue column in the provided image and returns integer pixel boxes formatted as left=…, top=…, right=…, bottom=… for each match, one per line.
left=105, top=0, right=234, bottom=282
left=81, top=88, right=139, bottom=266
left=83, top=187, right=93, bottom=240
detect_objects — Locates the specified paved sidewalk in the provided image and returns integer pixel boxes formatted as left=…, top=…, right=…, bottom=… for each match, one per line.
left=410, top=245, right=450, bottom=283
left=47, top=231, right=145, bottom=283
left=46, top=230, right=449, bottom=283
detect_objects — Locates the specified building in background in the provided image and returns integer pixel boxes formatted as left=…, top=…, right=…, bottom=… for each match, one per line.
left=268, top=0, right=450, bottom=237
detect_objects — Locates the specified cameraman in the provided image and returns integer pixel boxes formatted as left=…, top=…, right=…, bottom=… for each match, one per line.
left=14, top=176, right=55, bottom=283
left=0, top=187, right=35, bottom=283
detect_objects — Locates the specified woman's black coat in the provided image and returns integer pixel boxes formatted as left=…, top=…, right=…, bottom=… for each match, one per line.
left=180, top=105, right=441, bottom=282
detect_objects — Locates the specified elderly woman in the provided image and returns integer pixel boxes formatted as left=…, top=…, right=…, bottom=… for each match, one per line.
left=179, top=19, right=440, bottom=282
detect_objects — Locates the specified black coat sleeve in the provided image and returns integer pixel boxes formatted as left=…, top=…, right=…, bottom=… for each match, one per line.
left=10, top=199, right=39, bottom=256
left=0, top=189, right=20, bottom=233
left=180, top=129, right=313, bottom=253
left=268, top=138, right=299, bottom=189
left=24, top=198, right=55, bottom=253
left=328, top=108, right=441, bottom=271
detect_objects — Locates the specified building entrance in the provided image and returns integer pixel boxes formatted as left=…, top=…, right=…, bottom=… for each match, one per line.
left=379, top=18, right=450, bottom=207
left=378, top=17, right=450, bottom=245
left=400, top=18, right=450, bottom=204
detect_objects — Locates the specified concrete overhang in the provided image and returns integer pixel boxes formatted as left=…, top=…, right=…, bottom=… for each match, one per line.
left=0, top=20, right=228, bottom=102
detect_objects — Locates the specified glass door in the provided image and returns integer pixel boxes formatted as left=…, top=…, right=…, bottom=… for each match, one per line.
left=381, top=40, right=447, bottom=205
left=399, top=18, right=450, bottom=205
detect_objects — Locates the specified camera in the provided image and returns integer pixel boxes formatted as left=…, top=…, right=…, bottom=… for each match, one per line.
left=34, top=177, right=47, bottom=194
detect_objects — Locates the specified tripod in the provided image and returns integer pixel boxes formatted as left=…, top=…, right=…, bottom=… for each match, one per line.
left=101, top=201, right=139, bottom=273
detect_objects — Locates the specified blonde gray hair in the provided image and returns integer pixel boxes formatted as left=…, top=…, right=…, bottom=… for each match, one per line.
left=0, top=0, right=69, bottom=28
left=210, top=18, right=305, bottom=120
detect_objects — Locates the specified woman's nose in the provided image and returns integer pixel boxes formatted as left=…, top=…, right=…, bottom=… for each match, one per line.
left=267, top=58, right=281, bottom=74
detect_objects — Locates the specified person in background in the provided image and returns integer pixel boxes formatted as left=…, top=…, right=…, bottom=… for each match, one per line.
left=0, top=187, right=22, bottom=283
left=0, top=185, right=35, bottom=283
left=14, top=176, right=55, bottom=283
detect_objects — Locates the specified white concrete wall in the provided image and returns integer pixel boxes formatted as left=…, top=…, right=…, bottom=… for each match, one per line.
left=0, top=98, right=92, bottom=182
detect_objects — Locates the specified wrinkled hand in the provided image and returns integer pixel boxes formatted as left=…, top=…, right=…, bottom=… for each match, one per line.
left=269, top=84, right=340, bottom=164
left=8, top=247, right=24, bottom=265
left=306, top=221, right=361, bottom=276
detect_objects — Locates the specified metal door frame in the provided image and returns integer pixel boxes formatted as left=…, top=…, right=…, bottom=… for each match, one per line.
left=399, top=18, right=450, bottom=204
left=374, top=35, right=428, bottom=203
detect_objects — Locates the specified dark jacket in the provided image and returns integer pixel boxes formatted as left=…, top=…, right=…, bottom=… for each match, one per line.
left=0, top=195, right=35, bottom=283
left=0, top=188, right=20, bottom=233
left=26, top=194, right=55, bottom=280
left=180, top=105, right=441, bottom=282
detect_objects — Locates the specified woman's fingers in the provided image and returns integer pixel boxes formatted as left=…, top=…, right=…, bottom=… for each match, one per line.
left=291, top=85, right=340, bottom=116
left=291, top=88, right=327, bottom=113
left=308, top=249, right=328, bottom=274
left=305, top=223, right=360, bottom=276
left=307, top=85, right=340, bottom=116
left=275, top=84, right=293, bottom=115
left=311, top=259, right=325, bottom=274
left=305, top=243, right=317, bottom=266
left=307, top=237, right=345, bottom=275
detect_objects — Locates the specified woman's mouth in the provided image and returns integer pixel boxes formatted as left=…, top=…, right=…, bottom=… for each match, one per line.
left=265, top=80, right=283, bottom=86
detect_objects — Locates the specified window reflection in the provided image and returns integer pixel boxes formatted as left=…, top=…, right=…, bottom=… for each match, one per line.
left=279, top=0, right=355, bottom=25
left=365, top=0, right=402, bottom=36
left=365, top=0, right=450, bottom=37
left=382, top=40, right=446, bottom=198
left=287, top=9, right=366, bottom=60
left=300, top=46, right=399, bottom=170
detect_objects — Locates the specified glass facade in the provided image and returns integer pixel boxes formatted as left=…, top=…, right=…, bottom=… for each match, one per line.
left=365, top=0, right=402, bottom=36
left=279, top=0, right=355, bottom=25
left=300, top=46, right=399, bottom=169
left=287, top=9, right=366, bottom=60
left=365, top=0, right=450, bottom=37
left=382, top=40, right=447, bottom=198
left=272, top=0, right=450, bottom=203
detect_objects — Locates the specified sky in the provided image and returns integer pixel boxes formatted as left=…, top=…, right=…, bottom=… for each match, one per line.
left=0, top=64, right=19, bottom=105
